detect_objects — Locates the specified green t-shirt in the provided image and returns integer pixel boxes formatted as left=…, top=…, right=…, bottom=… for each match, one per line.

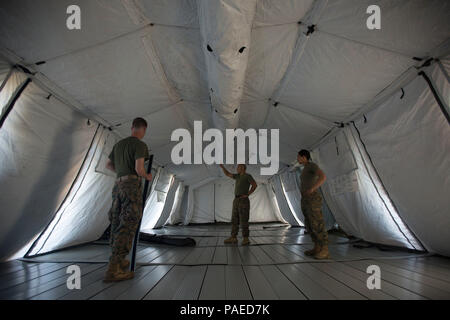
left=300, top=161, right=320, bottom=192
left=232, top=173, right=255, bottom=196
left=108, top=136, right=149, bottom=178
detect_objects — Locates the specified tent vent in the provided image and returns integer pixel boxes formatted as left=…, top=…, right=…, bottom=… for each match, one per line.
left=363, top=115, right=367, bottom=123
left=400, top=88, right=405, bottom=99
left=46, top=94, right=52, bottom=100
left=412, top=57, right=424, bottom=61
left=234, top=108, right=238, bottom=114
left=35, top=61, right=46, bottom=66
left=239, top=46, right=246, bottom=53
left=306, top=24, right=316, bottom=36
left=207, top=44, right=213, bottom=52
left=273, top=102, right=279, bottom=107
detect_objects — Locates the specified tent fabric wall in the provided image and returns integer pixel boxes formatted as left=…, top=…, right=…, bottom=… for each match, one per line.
left=140, top=168, right=173, bottom=230
left=354, top=66, right=450, bottom=255
left=167, top=186, right=189, bottom=225
left=279, top=171, right=305, bottom=225
left=187, top=178, right=284, bottom=224
left=27, top=127, right=117, bottom=255
left=0, top=68, right=28, bottom=118
left=314, top=127, right=422, bottom=250
left=269, top=176, right=301, bottom=226
left=153, top=180, right=182, bottom=229
left=165, top=183, right=185, bottom=226
left=0, top=78, right=98, bottom=261
left=190, top=181, right=215, bottom=224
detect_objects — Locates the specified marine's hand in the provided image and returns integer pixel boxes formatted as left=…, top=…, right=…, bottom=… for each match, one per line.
left=146, top=173, right=152, bottom=181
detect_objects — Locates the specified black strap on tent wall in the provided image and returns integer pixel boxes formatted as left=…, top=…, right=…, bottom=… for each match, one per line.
left=350, top=122, right=425, bottom=251
left=0, top=77, right=32, bottom=129
left=418, top=71, right=450, bottom=124
left=24, top=124, right=101, bottom=257
left=130, top=154, right=154, bottom=272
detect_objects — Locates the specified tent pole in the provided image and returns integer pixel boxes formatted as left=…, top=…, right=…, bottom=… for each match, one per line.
left=130, top=155, right=154, bottom=272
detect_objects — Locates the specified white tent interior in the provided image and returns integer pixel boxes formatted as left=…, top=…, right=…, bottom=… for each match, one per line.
left=0, top=0, right=449, bottom=265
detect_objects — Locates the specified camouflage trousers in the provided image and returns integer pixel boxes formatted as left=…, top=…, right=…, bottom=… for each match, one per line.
left=301, top=191, right=328, bottom=247
left=108, top=178, right=143, bottom=265
left=231, top=197, right=250, bottom=237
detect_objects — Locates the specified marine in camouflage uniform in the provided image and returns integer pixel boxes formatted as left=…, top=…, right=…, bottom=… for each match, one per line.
left=298, top=150, right=329, bottom=259
left=108, top=177, right=143, bottom=272
left=104, top=118, right=151, bottom=282
left=220, top=164, right=257, bottom=245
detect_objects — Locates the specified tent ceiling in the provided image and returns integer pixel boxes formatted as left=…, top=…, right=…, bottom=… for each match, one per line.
left=1, top=0, right=449, bottom=185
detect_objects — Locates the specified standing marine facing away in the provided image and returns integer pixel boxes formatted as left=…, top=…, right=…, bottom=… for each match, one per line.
left=104, top=117, right=153, bottom=282
left=219, top=164, right=257, bottom=246
left=297, top=149, right=330, bottom=260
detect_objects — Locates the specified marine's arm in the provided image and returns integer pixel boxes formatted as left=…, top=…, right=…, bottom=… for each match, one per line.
left=219, top=164, right=234, bottom=178
left=135, top=158, right=152, bottom=181
left=106, top=159, right=115, bottom=172
left=246, top=180, right=257, bottom=197
left=305, top=169, right=326, bottom=195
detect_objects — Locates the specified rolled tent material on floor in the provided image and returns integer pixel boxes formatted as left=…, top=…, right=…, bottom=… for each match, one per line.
left=354, top=67, right=450, bottom=256
left=0, top=76, right=98, bottom=261
left=26, top=128, right=117, bottom=256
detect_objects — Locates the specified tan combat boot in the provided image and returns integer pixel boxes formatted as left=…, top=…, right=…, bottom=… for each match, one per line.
left=304, top=244, right=320, bottom=256
left=120, top=259, right=130, bottom=272
left=103, top=260, right=135, bottom=283
left=224, top=236, right=238, bottom=244
left=242, top=237, right=250, bottom=246
left=314, top=246, right=330, bottom=260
